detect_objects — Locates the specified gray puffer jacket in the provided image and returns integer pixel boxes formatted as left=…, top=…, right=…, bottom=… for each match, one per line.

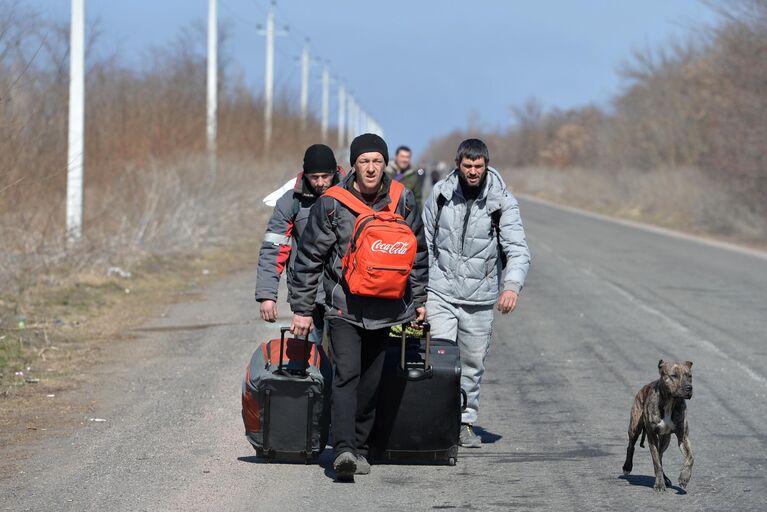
left=289, top=171, right=428, bottom=330
left=422, top=167, right=530, bottom=305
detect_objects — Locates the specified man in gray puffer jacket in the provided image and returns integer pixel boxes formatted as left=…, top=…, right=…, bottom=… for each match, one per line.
left=422, top=138, right=530, bottom=448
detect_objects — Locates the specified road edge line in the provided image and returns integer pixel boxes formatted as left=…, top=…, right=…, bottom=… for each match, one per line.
left=516, top=193, right=767, bottom=262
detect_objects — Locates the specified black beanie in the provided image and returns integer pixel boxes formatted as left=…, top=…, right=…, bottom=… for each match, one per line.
left=350, top=133, right=389, bottom=166
left=303, top=144, right=337, bottom=174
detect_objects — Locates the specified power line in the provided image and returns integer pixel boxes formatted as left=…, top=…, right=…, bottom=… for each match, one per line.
left=219, top=0, right=262, bottom=30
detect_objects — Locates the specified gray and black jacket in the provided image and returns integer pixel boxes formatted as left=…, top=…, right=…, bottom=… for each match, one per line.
left=289, top=171, right=428, bottom=330
left=423, top=167, right=530, bottom=305
left=255, top=170, right=341, bottom=303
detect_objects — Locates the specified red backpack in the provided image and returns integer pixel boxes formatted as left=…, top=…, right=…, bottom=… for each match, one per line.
left=324, top=181, right=417, bottom=299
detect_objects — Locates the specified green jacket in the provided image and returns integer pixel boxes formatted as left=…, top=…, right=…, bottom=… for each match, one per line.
left=385, top=162, right=423, bottom=208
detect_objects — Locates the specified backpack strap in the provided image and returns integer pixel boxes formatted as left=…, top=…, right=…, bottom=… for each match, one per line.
left=386, top=180, right=405, bottom=214
left=292, top=172, right=305, bottom=218
left=490, top=208, right=508, bottom=269
left=432, top=194, right=448, bottom=256
left=323, top=186, right=372, bottom=215
left=324, top=180, right=406, bottom=216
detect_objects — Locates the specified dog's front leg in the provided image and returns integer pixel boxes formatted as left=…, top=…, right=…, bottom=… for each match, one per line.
left=676, top=419, right=694, bottom=489
left=623, top=398, right=644, bottom=475
left=647, top=433, right=666, bottom=492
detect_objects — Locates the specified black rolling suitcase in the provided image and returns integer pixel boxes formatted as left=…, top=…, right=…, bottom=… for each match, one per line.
left=369, top=322, right=465, bottom=465
left=241, top=327, right=331, bottom=463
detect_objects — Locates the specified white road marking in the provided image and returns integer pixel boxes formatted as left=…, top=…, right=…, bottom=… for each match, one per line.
left=519, top=193, right=767, bottom=262
left=584, top=265, right=767, bottom=388
left=536, top=216, right=767, bottom=388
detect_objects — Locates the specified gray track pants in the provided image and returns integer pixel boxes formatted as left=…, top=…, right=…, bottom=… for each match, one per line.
left=426, top=292, right=494, bottom=424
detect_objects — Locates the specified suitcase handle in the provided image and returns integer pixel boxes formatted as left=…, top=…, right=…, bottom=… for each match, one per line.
left=278, top=326, right=311, bottom=376
left=400, top=321, right=432, bottom=380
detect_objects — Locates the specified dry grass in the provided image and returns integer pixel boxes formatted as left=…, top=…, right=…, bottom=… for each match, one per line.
left=0, top=235, right=269, bottom=463
left=0, top=3, right=336, bottom=285
left=0, top=157, right=291, bottom=396
left=505, top=166, right=767, bottom=244
left=1, top=157, right=288, bottom=287
left=424, top=0, right=767, bottom=241
left=0, top=3, right=329, bottom=396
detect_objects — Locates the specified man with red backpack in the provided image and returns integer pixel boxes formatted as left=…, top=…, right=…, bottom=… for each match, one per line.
left=255, top=144, right=342, bottom=342
left=289, top=133, right=427, bottom=481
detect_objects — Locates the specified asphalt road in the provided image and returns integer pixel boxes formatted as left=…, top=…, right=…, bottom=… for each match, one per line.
left=2, top=197, right=766, bottom=511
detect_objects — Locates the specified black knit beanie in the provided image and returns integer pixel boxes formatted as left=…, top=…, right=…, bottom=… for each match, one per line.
left=350, top=133, right=389, bottom=166
left=303, top=144, right=337, bottom=174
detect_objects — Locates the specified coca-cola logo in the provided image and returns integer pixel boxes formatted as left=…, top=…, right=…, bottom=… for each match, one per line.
left=371, top=240, right=410, bottom=255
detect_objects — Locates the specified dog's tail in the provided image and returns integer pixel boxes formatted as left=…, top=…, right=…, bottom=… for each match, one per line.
left=639, top=425, right=646, bottom=448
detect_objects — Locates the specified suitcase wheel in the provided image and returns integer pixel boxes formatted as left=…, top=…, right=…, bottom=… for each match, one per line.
left=448, top=457, right=457, bottom=466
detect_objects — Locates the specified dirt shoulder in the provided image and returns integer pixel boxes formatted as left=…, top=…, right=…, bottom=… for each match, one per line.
left=0, top=237, right=263, bottom=469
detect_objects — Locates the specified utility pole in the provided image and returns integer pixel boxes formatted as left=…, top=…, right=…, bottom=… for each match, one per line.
left=264, top=5, right=274, bottom=147
left=368, top=117, right=384, bottom=138
left=66, top=0, right=84, bottom=243
left=360, top=109, right=367, bottom=135
left=337, top=83, right=345, bottom=149
left=258, top=1, right=286, bottom=150
left=346, top=95, right=355, bottom=144
left=320, top=62, right=329, bottom=142
left=300, top=39, right=309, bottom=131
left=356, top=106, right=363, bottom=136
left=206, top=0, right=217, bottom=177
left=355, top=105, right=363, bottom=136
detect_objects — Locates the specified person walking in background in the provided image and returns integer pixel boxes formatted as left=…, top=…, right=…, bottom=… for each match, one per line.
left=431, top=161, right=448, bottom=186
left=255, top=144, right=342, bottom=342
left=422, top=138, right=531, bottom=448
left=289, top=133, right=427, bottom=480
left=385, top=145, right=425, bottom=208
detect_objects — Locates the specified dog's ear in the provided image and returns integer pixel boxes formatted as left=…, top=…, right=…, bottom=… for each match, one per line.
left=684, top=361, right=693, bottom=369
left=658, top=359, right=665, bottom=375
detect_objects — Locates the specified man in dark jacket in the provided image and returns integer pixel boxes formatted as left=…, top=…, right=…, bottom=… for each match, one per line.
left=255, top=144, right=341, bottom=342
left=290, top=133, right=427, bottom=480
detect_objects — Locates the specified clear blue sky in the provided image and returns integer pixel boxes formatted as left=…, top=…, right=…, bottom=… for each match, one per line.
left=32, top=1, right=719, bottom=157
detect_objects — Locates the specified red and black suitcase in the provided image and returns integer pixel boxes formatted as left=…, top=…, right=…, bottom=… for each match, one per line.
left=241, top=327, right=331, bottom=462
left=369, top=322, right=465, bottom=465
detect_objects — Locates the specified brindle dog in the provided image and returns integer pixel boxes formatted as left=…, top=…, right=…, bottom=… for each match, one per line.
left=622, top=360, right=694, bottom=492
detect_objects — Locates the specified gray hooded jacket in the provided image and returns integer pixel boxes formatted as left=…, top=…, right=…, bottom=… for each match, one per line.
left=255, top=170, right=341, bottom=304
left=422, top=167, right=530, bottom=305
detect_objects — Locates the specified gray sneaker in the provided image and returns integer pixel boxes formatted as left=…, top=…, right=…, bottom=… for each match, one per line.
left=355, top=455, right=371, bottom=475
left=333, top=452, right=357, bottom=481
left=459, top=423, right=481, bottom=448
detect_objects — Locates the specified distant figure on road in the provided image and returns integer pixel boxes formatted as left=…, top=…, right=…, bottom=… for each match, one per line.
left=255, top=144, right=342, bottom=343
left=289, top=133, right=427, bottom=480
left=431, top=160, right=448, bottom=185
left=422, top=138, right=531, bottom=448
left=385, top=145, right=425, bottom=208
